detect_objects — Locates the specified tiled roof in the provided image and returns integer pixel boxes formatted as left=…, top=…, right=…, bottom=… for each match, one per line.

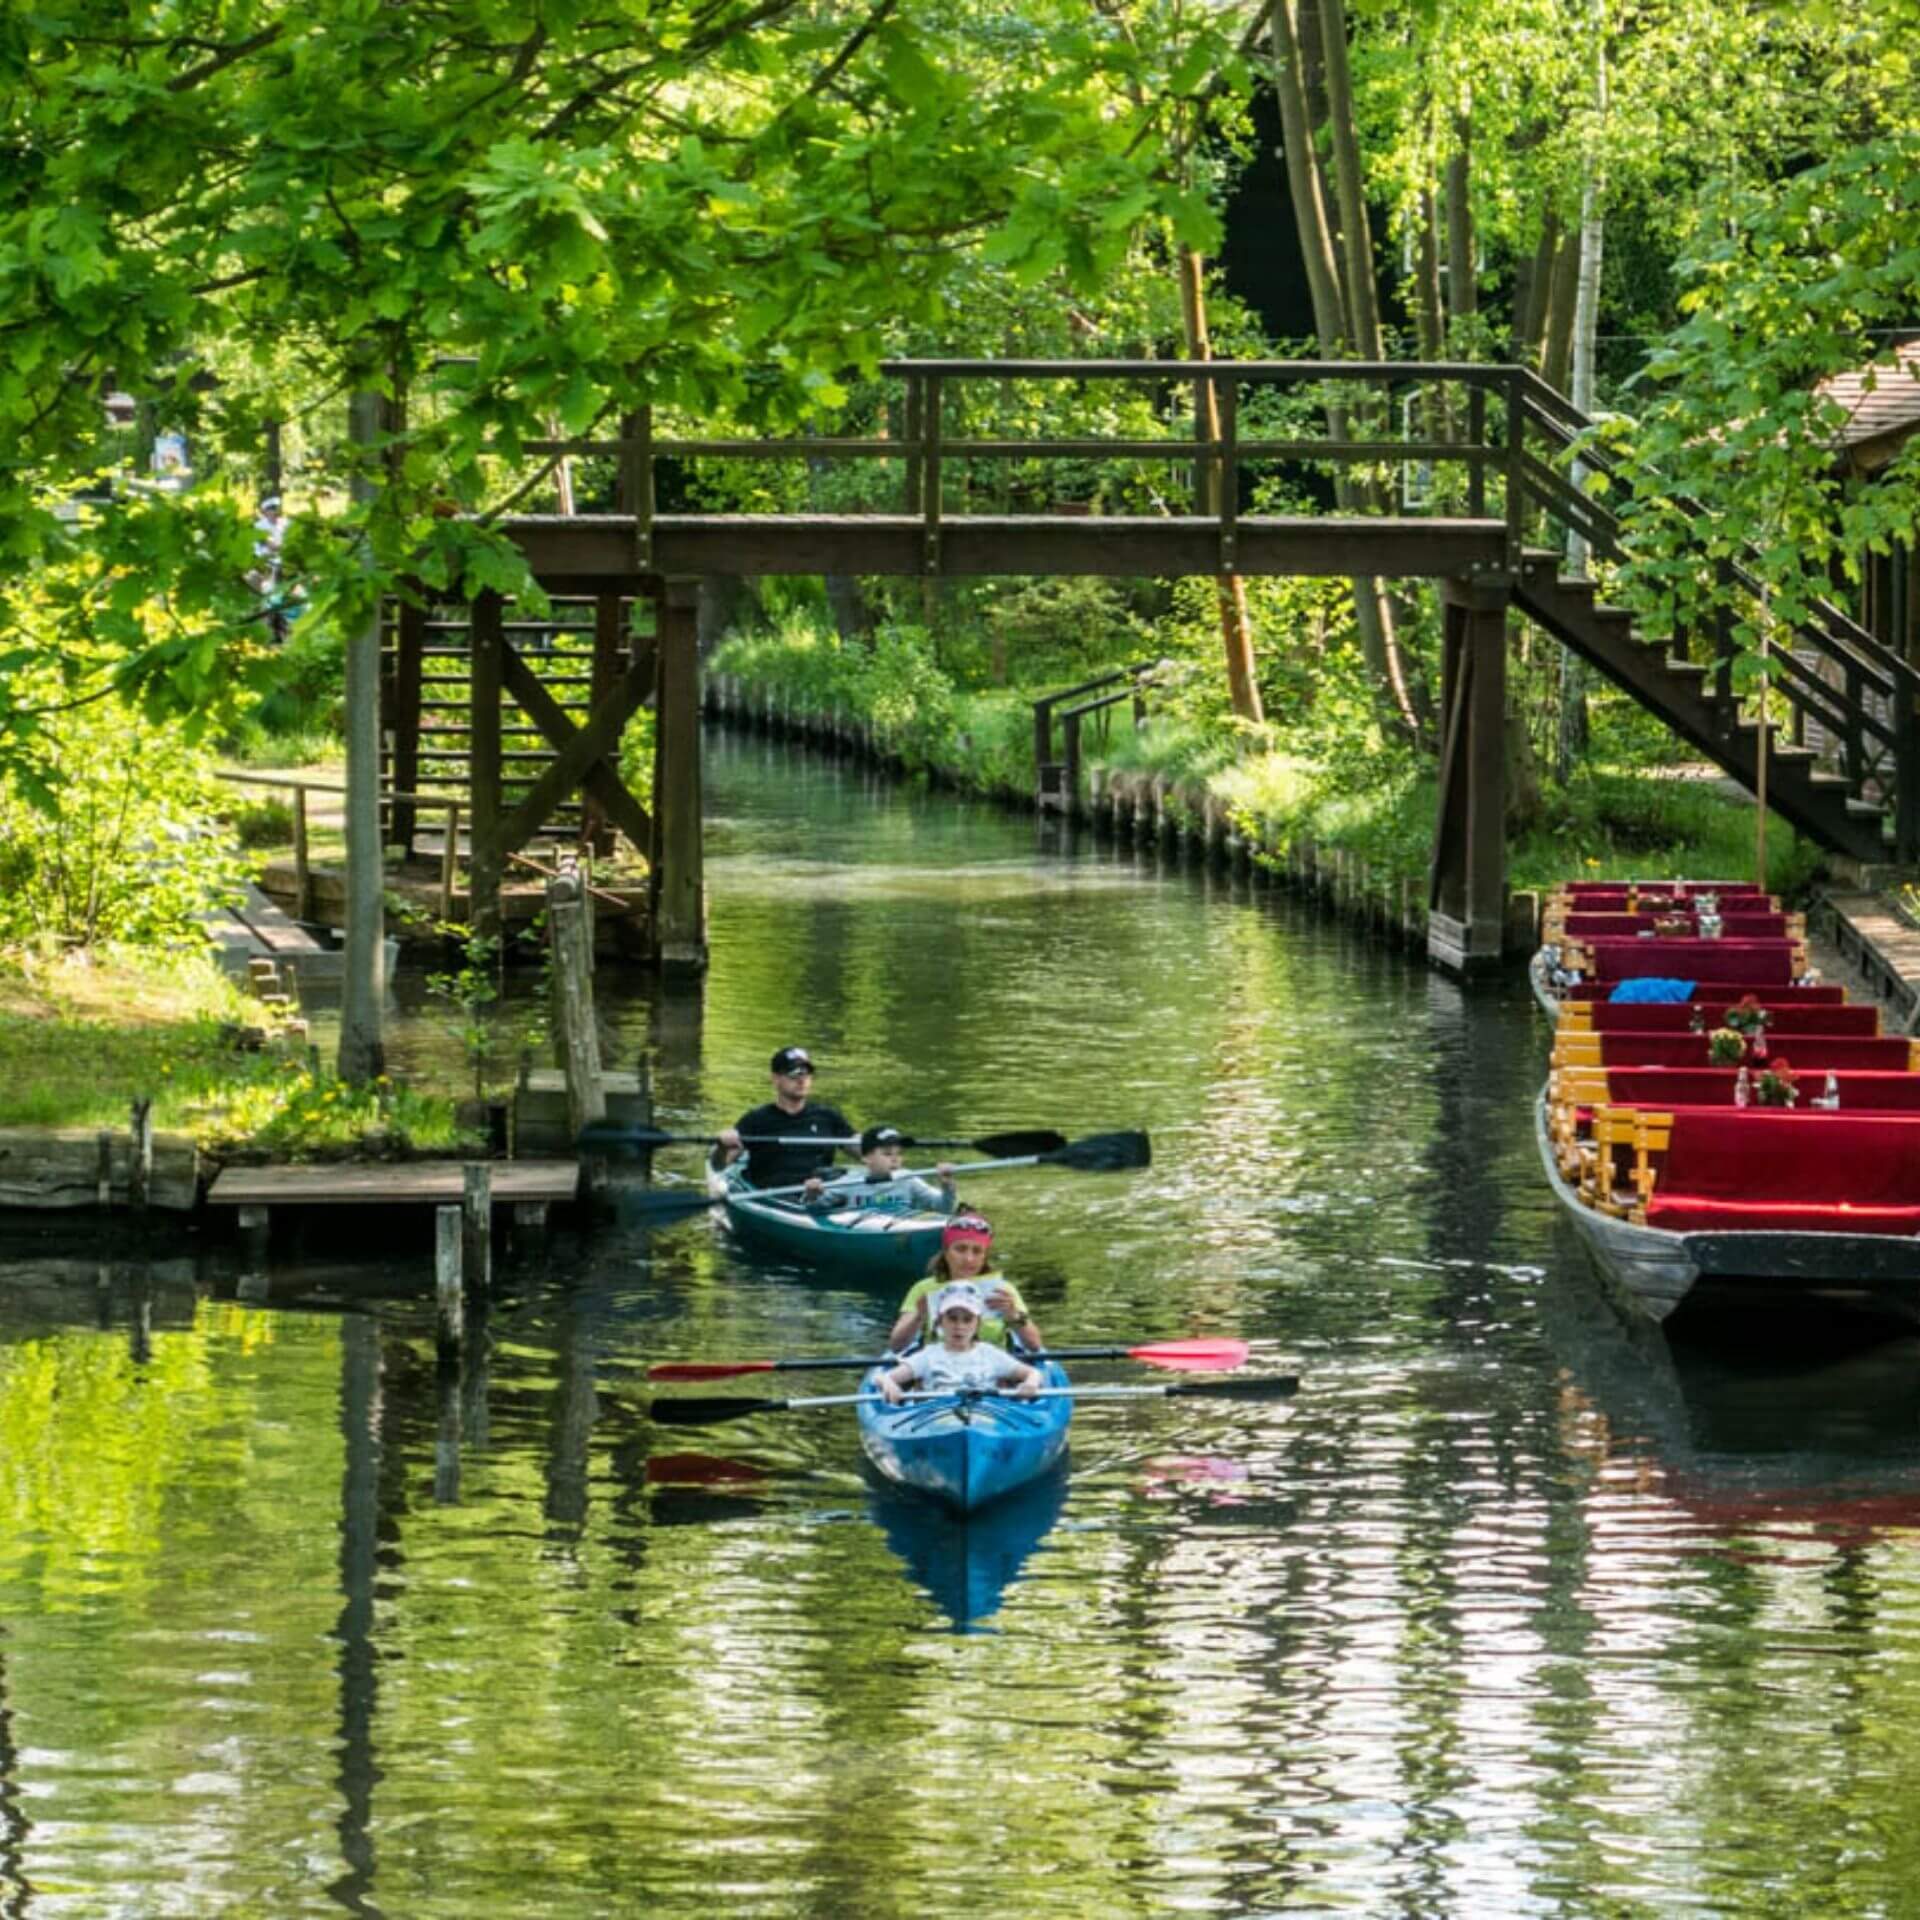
left=1815, top=341, right=1920, bottom=470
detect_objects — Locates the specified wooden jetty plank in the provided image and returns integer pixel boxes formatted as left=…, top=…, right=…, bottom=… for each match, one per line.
left=206, top=1161, right=579, bottom=1207
left=1821, top=892, right=1920, bottom=1028
left=236, top=881, right=327, bottom=955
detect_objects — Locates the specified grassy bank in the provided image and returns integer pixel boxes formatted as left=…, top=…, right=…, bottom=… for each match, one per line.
left=0, top=947, right=478, bottom=1159
left=709, top=626, right=1826, bottom=899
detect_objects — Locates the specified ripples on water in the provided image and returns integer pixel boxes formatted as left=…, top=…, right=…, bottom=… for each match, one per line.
left=5, top=732, right=1920, bottom=1915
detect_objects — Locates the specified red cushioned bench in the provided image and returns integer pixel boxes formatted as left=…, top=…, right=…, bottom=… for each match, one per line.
left=1581, top=1068, right=1920, bottom=1110
left=1637, top=1109, right=1920, bottom=1234
left=1561, top=882, right=1769, bottom=902
left=1558, top=1033, right=1918, bottom=1072
left=1561, top=980, right=1846, bottom=1004
left=1559, top=912, right=1794, bottom=939
left=1578, top=938, right=1801, bottom=986
left=1569, top=1002, right=1881, bottom=1036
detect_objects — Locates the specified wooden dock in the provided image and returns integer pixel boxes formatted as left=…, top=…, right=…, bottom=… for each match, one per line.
left=207, top=1160, right=579, bottom=1231
left=1819, top=891, right=1920, bottom=1031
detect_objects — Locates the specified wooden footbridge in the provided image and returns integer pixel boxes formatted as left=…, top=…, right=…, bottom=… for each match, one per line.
left=408, top=358, right=1919, bottom=976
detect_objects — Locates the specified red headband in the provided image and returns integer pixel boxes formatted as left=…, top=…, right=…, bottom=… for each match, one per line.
left=943, top=1214, right=993, bottom=1248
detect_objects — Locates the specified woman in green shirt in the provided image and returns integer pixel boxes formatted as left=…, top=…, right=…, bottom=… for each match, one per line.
left=887, top=1213, right=1043, bottom=1353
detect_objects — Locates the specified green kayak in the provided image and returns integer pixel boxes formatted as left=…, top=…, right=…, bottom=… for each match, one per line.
left=717, top=1168, right=948, bottom=1281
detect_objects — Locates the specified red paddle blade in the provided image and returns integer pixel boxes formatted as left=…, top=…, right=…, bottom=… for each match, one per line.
left=1129, top=1339, right=1251, bottom=1373
left=646, top=1453, right=768, bottom=1485
left=648, top=1359, right=777, bottom=1381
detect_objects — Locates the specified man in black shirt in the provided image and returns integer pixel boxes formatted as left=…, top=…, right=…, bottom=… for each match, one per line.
left=710, top=1045, right=856, bottom=1190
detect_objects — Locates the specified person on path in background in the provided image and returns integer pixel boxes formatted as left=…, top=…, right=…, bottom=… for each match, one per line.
left=889, top=1213, right=1042, bottom=1352
left=877, top=1283, right=1044, bottom=1405
left=802, top=1124, right=957, bottom=1214
left=710, top=1046, right=855, bottom=1191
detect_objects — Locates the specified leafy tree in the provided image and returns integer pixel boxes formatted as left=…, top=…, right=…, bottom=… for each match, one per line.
left=2, top=0, right=1196, bottom=763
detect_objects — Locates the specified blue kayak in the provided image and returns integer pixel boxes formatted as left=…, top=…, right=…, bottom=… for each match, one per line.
left=718, top=1167, right=949, bottom=1281
left=857, top=1362, right=1072, bottom=1513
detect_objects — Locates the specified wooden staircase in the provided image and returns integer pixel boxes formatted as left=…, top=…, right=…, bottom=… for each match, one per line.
left=1507, top=371, right=1920, bottom=866
left=386, top=596, right=609, bottom=850
left=1513, top=556, right=1893, bottom=864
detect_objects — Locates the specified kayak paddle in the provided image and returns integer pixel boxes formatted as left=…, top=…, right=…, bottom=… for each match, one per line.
left=648, top=1338, right=1251, bottom=1381
left=649, top=1373, right=1297, bottom=1427
left=624, top=1129, right=1151, bottom=1218
left=581, top=1124, right=1068, bottom=1158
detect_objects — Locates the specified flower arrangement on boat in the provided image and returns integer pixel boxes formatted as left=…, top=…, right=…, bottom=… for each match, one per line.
left=1652, top=913, right=1691, bottom=935
left=1754, top=1059, right=1799, bottom=1107
left=1722, top=994, right=1772, bottom=1037
left=1708, top=1027, right=1747, bottom=1066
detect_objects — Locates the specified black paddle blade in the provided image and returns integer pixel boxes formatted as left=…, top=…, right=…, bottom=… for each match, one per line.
left=1048, top=1129, right=1152, bottom=1173
left=1167, top=1374, right=1300, bottom=1402
left=966, top=1128, right=1068, bottom=1158
left=650, top=1395, right=783, bottom=1427
left=621, top=1186, right=726, bottom=1219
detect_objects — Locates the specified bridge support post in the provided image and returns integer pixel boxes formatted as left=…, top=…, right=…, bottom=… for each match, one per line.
left=1428, top=577, right=1511, bottom=977
left=651, top=578, right=708, bottom=973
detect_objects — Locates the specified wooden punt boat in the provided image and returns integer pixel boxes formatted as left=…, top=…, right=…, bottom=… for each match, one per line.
left=1535, top=1092, right=1920, bottom=1326
left=857, top=1361, right=1073, bottom=1512
left=716, top=1167, right=950, bottom=1280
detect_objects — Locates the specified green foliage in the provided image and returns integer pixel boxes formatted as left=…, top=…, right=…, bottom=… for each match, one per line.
left=0, top=667, right=250, bottom=947
left=2, top=0, right=1207, bottom=771
left=1614, top=131, right=1920, bottom=662
left=423, top=925, right=502, bottom=1103
left=0, top=947, right=475, bottom=1153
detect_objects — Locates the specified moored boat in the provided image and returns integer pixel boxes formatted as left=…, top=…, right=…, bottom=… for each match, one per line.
left=857, top=1361, right=1073, bottom=1512
left=1536, top=879, right=1920, bottom=1329
left=716, top=1166, right=950, bottom=1280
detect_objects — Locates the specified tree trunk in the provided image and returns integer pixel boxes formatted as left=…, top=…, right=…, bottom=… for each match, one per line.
left=1445, top=114, right=1476, bottom=329
left=1539, top=230, right=1581, bottom=394
left=1516, top=210, right=1562, bottom=368
left=1558, top=10, right=1608, bottom=777
left=337, top=388, right=388, bottom=1084
left=1178, top=247, right=1263, bottom=724
left=1271, top=0, right=1419, bottom=739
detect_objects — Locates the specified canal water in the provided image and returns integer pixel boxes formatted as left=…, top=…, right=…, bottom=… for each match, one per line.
left=7, top=729, right=1920, bottom=1916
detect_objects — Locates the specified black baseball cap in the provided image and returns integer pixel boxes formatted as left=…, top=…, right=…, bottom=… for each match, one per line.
left=860, top=1124, right=906, bottom=1154
left=770, top=1046, right=815, bottom=1075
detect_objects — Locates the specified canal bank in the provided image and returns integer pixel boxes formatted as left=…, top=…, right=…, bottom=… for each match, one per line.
left=9, top=727, right=1920, bottom=1914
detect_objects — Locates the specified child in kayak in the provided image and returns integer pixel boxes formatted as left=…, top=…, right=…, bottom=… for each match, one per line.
left=800, top=1124, right=957, bottom=1215
left=877, top=1283, right=1044, bottom=1404
left=888, top=1213, right=1043, bottom=1352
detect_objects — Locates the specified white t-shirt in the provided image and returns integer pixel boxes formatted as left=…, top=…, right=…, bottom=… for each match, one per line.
left=899, top=1343, right=1029, bottom=1392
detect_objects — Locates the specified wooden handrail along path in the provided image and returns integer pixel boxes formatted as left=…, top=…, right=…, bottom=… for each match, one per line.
left=471, top=358, right=1917, bottom=977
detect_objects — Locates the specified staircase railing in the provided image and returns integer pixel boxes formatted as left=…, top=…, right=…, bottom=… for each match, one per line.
left=1031, top=661, right=1162, bottom=812
left=1504, top=367, right=1920, bottom=859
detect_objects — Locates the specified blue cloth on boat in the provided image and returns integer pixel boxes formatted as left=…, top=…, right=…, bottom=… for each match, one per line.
left=1608, top=977, right=1696, bottom=1003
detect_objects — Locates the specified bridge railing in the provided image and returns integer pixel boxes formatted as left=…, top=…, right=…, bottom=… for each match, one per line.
left=517, top=359, right=1514, bottom=574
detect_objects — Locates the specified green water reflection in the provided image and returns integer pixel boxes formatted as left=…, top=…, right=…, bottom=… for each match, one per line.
left=5, top=732, right=1920, bottom=1914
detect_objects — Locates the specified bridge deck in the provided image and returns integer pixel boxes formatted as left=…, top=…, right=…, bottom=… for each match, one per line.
left=504, top=512, right=1507, bottom=582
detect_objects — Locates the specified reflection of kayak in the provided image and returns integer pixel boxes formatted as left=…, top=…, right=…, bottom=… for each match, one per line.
left=718, top=1167, right=948, bottom=1280
left=868, top=1462, right=1068, bottom=1627
left=856, top=1362, right=1072, bottom=1513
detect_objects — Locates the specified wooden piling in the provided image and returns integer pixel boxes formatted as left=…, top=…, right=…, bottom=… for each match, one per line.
left=548, top=872, right=606, bottom=1141
left=461, top=1163, right=491, bottom=1296
left=128, top=1097, right=153, bottom=1212
left=436, top=1204, right=465, bottom=1357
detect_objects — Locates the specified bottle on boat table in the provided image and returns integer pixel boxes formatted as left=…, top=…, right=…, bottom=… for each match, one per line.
left=1734, top=1066, right=1751, bottom=1109
left=1822, top=1070, right=1841, bottom=1111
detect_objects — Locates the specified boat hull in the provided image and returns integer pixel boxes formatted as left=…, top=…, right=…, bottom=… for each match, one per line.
left=1535, top=1092, right=1920, bottom=1329
left=857, top=1362, right=1072, bottom=1513
left=721, top=1173, right=949, bottom=1281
